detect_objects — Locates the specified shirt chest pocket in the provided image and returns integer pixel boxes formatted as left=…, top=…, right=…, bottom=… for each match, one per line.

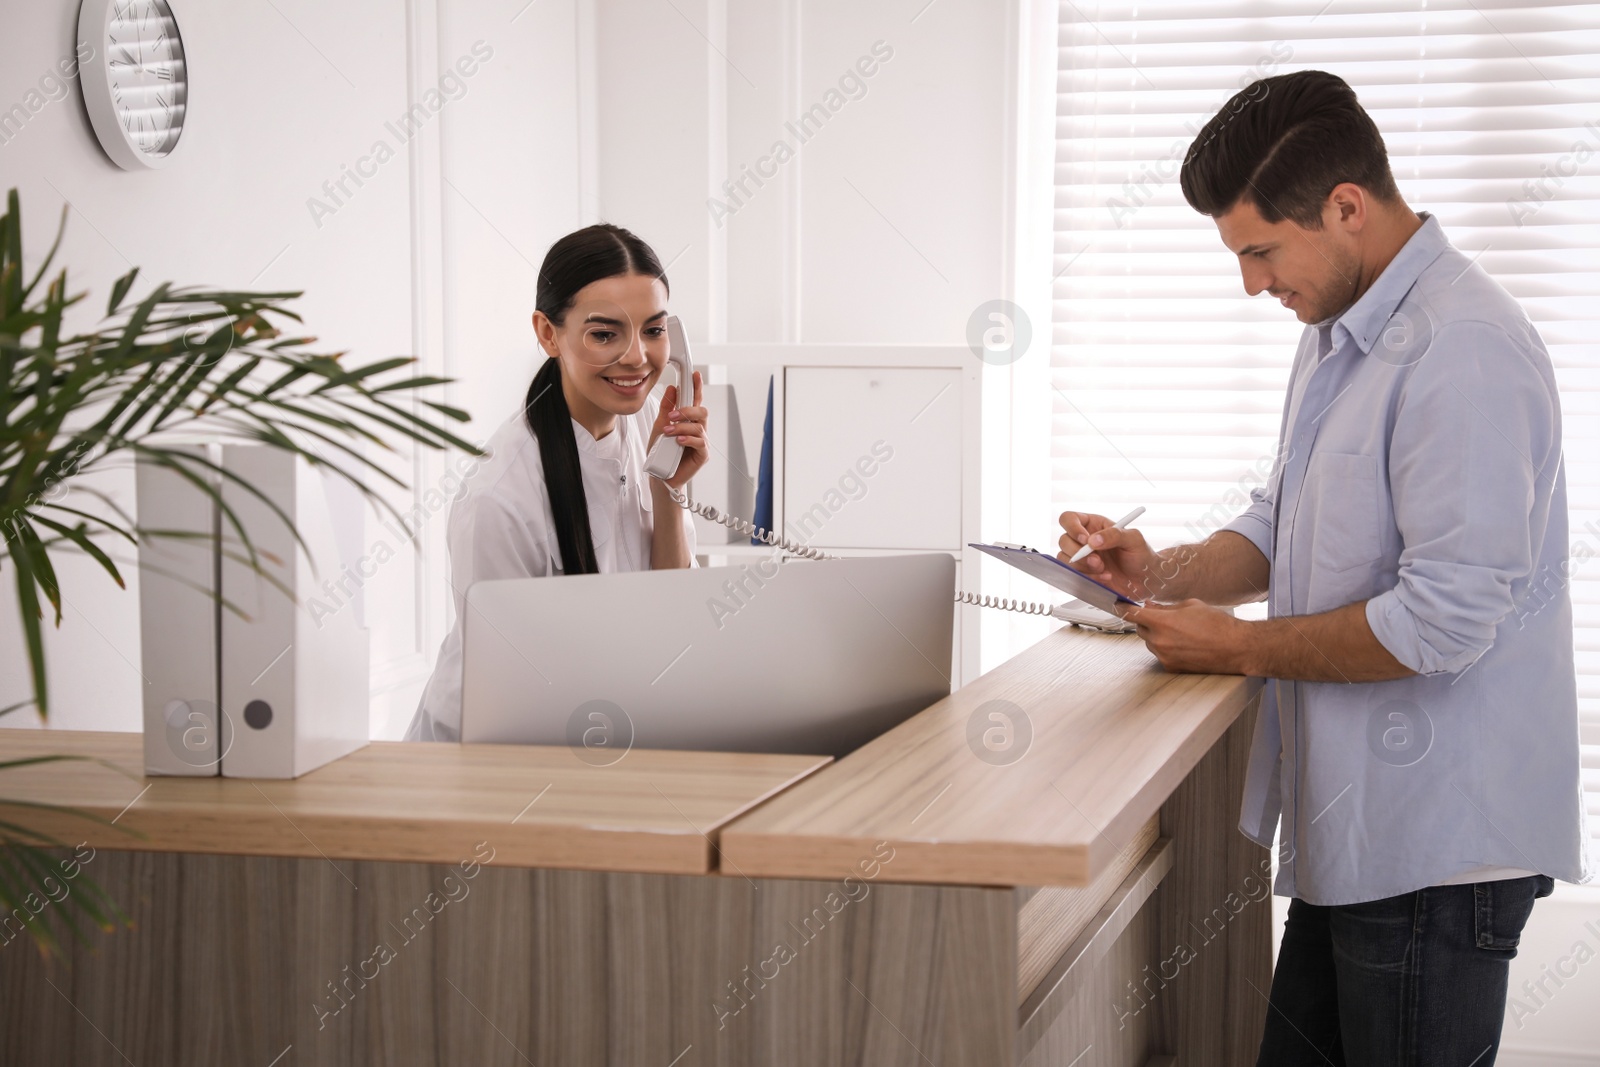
left=1303, top=451, right=1383, bottom=573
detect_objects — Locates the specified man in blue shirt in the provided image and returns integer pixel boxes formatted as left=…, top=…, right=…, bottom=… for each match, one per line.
left=1059, top=70, right=1588, bottom=1065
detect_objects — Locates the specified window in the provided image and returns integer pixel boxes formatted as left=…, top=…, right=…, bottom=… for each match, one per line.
left=1051, top=1, right=1600, bottom=848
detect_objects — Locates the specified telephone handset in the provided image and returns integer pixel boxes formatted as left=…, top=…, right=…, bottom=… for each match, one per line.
left=643, top=317, right=1133, bottom=632
left=642, top=315, right=695, bottom=481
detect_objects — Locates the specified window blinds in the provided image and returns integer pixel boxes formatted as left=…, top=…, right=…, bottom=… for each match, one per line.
left=1051, top=1, right=1600, bottom=845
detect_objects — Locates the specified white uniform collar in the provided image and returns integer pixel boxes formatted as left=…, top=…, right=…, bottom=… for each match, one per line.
left=569, top=414, right=626, bottom=456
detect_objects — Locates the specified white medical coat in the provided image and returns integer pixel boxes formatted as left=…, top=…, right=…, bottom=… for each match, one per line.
left=404, top=399, right=697, bottom=741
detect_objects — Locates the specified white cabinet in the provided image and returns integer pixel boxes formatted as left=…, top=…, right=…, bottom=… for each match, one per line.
left=694, top=345, right=981, bottom=688
left=782, top=366, right=962, bottom=551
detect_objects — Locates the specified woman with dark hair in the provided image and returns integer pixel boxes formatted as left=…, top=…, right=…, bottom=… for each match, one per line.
left=405, top=223, right=707, bottom=741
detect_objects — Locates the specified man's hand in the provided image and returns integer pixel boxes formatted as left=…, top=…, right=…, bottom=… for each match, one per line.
left=1117, top=599, right=1252, bottom=674
left=1116, top=598, right=1416, bottom=683
left=1059, top=510, right=1270, bottom=607
left=1058, top=511, right=1161, bottom=601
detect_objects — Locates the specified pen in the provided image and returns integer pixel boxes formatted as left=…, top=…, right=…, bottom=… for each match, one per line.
left=1069, top=506, right=1146, bottom=563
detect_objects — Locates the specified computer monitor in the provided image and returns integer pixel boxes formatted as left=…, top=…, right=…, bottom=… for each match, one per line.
left=459, top=553, right=955, bottom=757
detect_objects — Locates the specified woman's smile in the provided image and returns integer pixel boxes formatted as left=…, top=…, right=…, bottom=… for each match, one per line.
left=600, top=369, right=651, bottom=396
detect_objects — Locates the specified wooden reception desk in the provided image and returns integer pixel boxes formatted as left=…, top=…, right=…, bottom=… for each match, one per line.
left=0, top=629, right=1268, bottom=1067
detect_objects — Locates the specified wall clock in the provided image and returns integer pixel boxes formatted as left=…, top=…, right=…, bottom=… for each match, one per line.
left=77, top=0, right=189, bottom=170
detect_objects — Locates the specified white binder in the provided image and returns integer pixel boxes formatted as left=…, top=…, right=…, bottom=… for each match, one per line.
left=136, top=445, right=224, bottom=777
left=217, top=446, right=370, bottom=778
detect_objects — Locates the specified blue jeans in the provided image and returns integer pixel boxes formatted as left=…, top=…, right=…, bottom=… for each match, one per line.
left=1256, top=874, right=1554, bottom=1066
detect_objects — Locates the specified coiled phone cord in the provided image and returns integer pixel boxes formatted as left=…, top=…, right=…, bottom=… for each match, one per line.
left=951, top=591, right=1055, bottom=616
left=668, top=488, right=1060, bottom=617
left=667, top=487, right=839, bottom=561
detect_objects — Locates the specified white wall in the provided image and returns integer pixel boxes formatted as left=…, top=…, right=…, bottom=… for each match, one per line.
left=0, top=0, right=590, bottom=738
left=437, top=0, right=587, bottom=436
left=0, top=0, right=412, bottom=730
left=588, top=0, right=1011, bottom=341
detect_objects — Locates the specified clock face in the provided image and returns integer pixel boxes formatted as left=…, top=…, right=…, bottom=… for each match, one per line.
left=107, top=0, right=187, bottom=158
left=79, top=0, right=189, bottom=169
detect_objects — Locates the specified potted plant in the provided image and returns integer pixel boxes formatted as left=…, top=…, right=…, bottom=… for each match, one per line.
left=0, top=187, right=480, bottom=955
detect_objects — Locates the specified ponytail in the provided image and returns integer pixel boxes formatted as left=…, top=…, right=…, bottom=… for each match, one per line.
left=524, top=357, right=598, bottom=575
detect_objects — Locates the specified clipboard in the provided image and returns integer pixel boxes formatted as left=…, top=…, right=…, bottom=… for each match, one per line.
left=968, top=542, right=1142, bottom=616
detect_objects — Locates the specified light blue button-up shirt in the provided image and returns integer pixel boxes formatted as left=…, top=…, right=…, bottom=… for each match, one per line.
left=1223, top=212, right=1591, bottom=905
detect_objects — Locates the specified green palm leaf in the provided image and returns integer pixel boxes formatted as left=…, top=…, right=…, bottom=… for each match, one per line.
left=0, top=185, right=484, bottom=958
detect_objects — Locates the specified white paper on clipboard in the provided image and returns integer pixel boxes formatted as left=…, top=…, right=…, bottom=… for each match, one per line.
left=968, top=543, right=1143, bottom=616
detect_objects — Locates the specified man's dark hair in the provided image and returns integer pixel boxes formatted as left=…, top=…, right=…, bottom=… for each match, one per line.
left=1180, top=70, right=1400, bottom=227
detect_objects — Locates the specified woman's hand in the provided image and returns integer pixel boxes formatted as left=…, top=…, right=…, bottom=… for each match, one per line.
left=648, top=370, right=709, bottom=490
left=1057, top=510, right=1161, bottom=601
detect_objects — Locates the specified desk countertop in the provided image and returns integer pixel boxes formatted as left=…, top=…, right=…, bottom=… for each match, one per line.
left=720, top=628, right=1260, bottom=887
left=0, top=732, right=829, bottom=876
